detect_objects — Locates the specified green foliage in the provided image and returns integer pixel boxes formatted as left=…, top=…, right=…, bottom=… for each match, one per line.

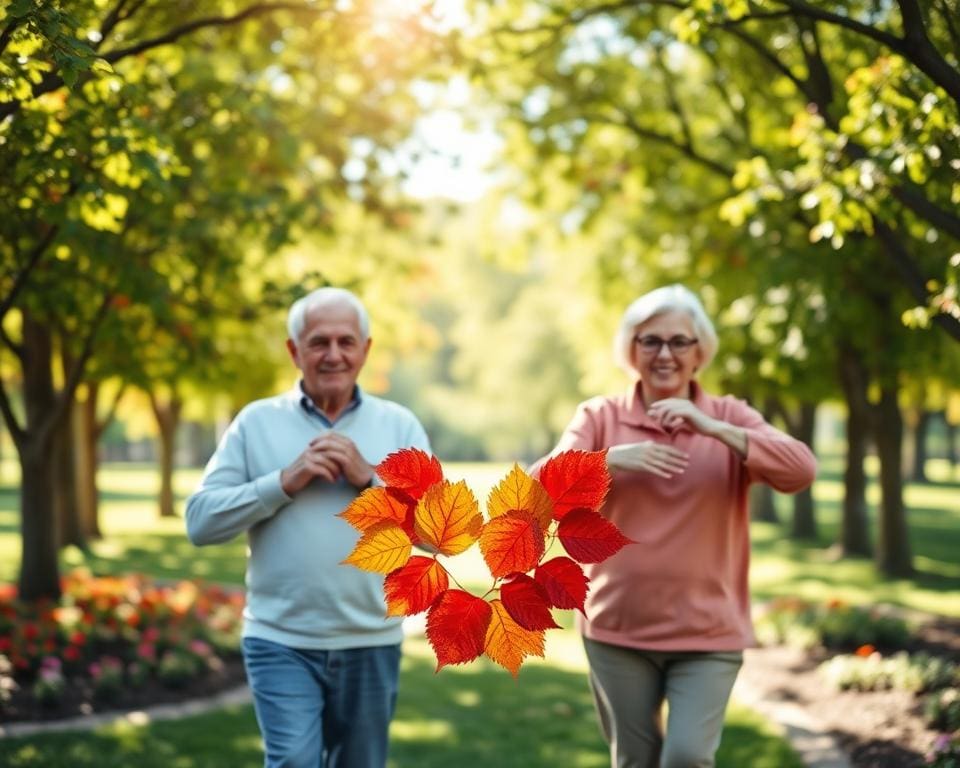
left=925, top=687, right=960, bottom=733
left=819, top=650, right=959, bottom=694
left=755, top=597, right=911, bottom=650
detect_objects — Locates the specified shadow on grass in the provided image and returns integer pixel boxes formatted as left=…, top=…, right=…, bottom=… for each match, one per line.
left=78, top=532, right=248, bottom=586
left=0, top=705, right=264, bottom=768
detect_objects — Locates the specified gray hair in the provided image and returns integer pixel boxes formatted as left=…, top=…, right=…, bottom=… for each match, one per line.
left=613, top=284, right=718, bottom=375
left=287, top=287, right=370, bottom=342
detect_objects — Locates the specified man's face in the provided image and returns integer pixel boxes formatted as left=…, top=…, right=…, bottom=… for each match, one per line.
left=287, top=301, right=371, bottom=407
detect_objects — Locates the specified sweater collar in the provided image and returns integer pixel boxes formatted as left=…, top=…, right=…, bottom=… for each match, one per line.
left=620, top=379, right=707, bottom=431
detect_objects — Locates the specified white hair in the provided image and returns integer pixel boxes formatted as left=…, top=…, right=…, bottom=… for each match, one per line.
left=287, top=287, right=370, bottom=342
left=613, top=284, right=718, bottom=376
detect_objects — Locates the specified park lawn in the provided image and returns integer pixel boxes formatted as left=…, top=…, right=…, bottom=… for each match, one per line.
left=2, top=457, right=956, bottom=765
left=0, top=635, right=801, bottom=768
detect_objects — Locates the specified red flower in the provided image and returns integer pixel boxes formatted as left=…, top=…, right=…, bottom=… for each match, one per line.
left=855, top=644, right=876, bottom=657
left=70, top=630, right=87, bottom=646
left=22, top=622, right=39, bottom=640
left=63, top=645, right=82, bottom=662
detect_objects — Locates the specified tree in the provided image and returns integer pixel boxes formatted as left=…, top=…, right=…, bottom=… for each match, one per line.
left=1, top=0, right=445, bottom=599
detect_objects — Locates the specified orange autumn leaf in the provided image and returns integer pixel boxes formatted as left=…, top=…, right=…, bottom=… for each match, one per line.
left=487, top=464, right=554, bottom=532
left=500, top=574, right=559, bottom=631
left=376, top=448, right=443, bottom=500
left=479, top=511, right=545, bottom=578
left=538, top=450, right=611, bottom=520
left=384, top=556, right=449, bottom=617
left=535, top=556, right=590, bottom=612
left=341, top=523, right=412, bottom=574
left=413, top=480, right=482, bottom=556
left=426, top=590, right=492, bottom=670
left=484, top=599, right=545, bottom=677
left=339, top=487, right=412, bottom=531
left=557, top=508, right=632, bottom=564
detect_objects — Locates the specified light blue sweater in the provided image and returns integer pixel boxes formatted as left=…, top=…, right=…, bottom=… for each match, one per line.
left=185, top=385, right=430, bottom=650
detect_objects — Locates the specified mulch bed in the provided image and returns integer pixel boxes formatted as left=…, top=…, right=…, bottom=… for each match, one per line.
left=0, top=655, right=247, bottom=725
left=740, top=615, right=960, bottom=767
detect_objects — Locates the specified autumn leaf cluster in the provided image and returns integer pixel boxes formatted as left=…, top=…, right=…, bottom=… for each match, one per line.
left=340, top=448, right=631, bottom=676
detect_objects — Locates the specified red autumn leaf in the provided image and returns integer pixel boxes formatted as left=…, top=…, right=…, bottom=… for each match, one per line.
left=557, top=508, right=632, bottom=564
left=376, top=448, right=443, bottom=500
left=484, top=599, right=545, bottom=677
left=426, top=590, right=492, bottom=670
left=414, top=480, right=482, bottom=556
left=384, top=556, right=449, bottom=617
left=538, top=450, right=611, bottom=520
left=341, top=523, right=412, bottom=574
left=535, top=556, right=590, bottom=612
left=487, top=464, right=554, bottom=532
left=500, top=574, right=559, bottom=631
left=339, top=487, right=412, bottom=531
left=479, top=511, right=545, bottom=579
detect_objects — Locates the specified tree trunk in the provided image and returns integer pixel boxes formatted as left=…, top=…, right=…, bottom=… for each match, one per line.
left=750, top=397, right=779, bottom=523
left=874, top=383, right=913, bottom=577
left=837, top=345, right=872, bottom=558
left=946, top=416, right=958, bottom=467
left=911, top=409, right=931, bottom=482
left=75, top=381, right=102, bottom=540
left=17, top=315, right=62, bottom=601
left=750, top=482, right=779, bottom=523
left=790, top=402, right=817, bottom=540
left=150, top=391, right=182, bottom=518
left=54, top=403, right=84, bottom=549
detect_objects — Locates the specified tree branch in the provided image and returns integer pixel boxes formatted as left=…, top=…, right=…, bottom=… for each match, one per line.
left=0, top=223, right=60, bottom=326
left=873, top=218, right=960, bottom=342
left=95, top=381, right=128, bottom=440
left=769, top=0, right=903, bottom=49
left=934, top=0, right=960, bottom=56
left=770, top=0, right=960, bottom=104
left=0, top=1, right=332, bottom=121
left=601, top=105, right=735, bottom=178
left=0, top=15, right=26, bottom=56
left=0, top=323, right=23, bottom=362
left=0, top=376, right=25, bottom=449
left=39, top=291, right=114, bottom=447
left=100, top=1, right=323, bottom=61
left=652, top=44, right=694, bottom=152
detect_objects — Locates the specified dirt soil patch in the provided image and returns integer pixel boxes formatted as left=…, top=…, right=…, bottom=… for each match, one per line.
left=0, top=655, right=247, bottom=726
left=739, top=615, right=960, bottom=767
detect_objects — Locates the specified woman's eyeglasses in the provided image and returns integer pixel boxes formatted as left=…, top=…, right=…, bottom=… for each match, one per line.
left=633, top=335, right=699, bottom=355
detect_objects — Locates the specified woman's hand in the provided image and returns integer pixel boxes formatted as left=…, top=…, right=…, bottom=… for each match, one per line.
left=606, top=441, right=689, bottom=479
left=647, top=398, right=747, bottom=457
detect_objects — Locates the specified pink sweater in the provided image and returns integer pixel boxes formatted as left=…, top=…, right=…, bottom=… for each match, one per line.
left=551, top=382, right=817, bottom=652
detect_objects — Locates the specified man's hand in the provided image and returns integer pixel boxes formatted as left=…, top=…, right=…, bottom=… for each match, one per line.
left=280, top=433, right=374, bottom=496
left=606, top=441, right=689, bottom=479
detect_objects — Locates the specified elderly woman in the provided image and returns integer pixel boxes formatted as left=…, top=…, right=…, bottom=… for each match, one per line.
left=545, top=285, right=816, bottom=768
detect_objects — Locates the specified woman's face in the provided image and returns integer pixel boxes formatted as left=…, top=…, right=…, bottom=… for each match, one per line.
left=631, top=310, right=703, bottom=402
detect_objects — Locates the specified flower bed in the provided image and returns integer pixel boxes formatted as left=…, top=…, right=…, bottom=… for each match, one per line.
left=752, top=597, right=960, bottom=766
left=0, top=569, right=244, bottom=723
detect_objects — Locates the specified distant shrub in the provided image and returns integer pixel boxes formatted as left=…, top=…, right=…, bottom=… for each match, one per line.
left=755, top=597, right=910, bottom=650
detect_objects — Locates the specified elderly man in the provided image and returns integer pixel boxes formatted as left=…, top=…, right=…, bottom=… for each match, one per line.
left=186, top=287, right=430, bottom=768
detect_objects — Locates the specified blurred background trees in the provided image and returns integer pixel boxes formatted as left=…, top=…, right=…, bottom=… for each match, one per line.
left=2, top=0, right=958, bottom=599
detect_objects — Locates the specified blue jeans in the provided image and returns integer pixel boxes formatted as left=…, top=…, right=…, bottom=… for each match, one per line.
left=242, top=637, right=401, bottom=768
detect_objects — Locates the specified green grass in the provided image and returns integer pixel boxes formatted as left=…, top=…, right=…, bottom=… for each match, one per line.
left=749, top=454, right=960, bottom=617
left=0, top=636, right=802, bottom=768
left=5, top=454, right=957, bottom=765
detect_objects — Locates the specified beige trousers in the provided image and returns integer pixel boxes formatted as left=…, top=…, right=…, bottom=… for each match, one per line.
left=583, top=637, right=743, bottom=768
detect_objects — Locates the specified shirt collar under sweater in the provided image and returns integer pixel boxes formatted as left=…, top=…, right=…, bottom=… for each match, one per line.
left=294, top=381, right=363, bottom=427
